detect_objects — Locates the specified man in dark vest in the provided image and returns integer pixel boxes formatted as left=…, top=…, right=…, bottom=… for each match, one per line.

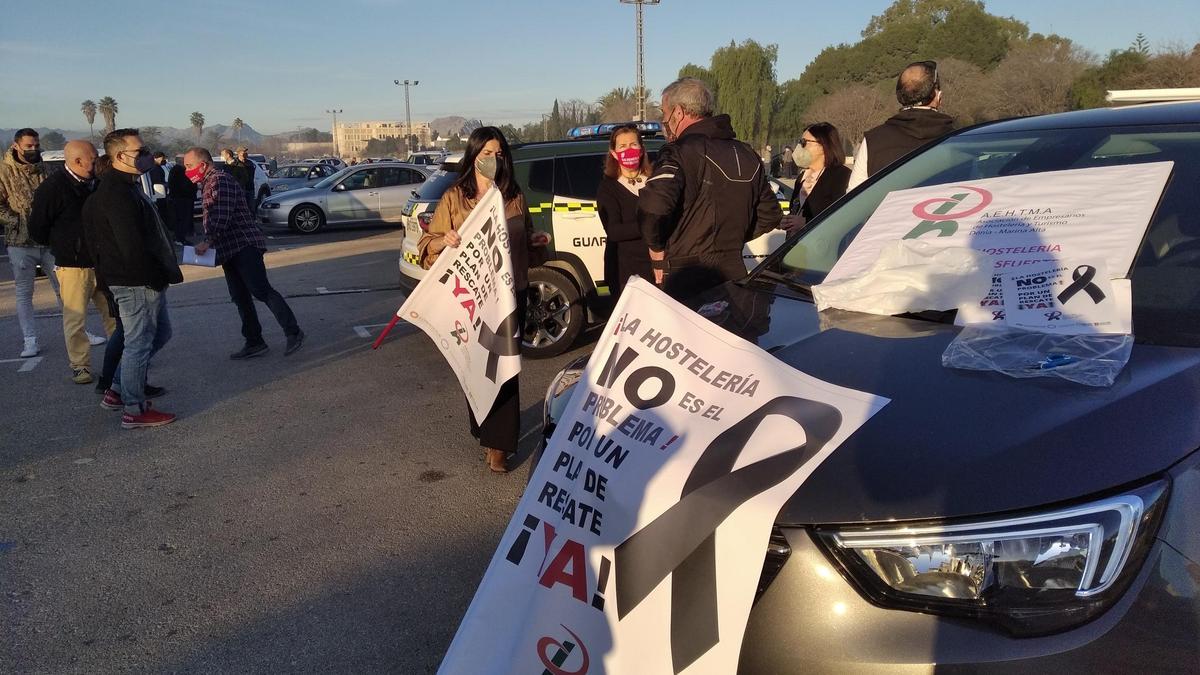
left=848, top=60, right=954, bottom=190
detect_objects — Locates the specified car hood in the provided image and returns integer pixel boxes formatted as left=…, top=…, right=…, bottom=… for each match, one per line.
left=268, top=187, right=317, bottom=202
left=693, top=280, right=1200, bottom=525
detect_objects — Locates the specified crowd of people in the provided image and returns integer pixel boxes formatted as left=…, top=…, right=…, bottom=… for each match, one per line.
left=1, top=61, right=951, bottom=465
left=1, top=127, right=302, bottom=430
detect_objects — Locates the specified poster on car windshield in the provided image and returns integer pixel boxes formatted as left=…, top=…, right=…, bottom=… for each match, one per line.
left=438, top=276, right=888, bottom=675
left=393, top=185, right=519, bottom=422
left=1000, top=260, right=1132, bottom=334
left=821, top=162, right=1172, bottom=324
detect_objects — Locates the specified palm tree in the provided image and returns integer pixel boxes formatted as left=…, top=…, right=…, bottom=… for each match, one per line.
left=190, top=112, right=205, bottom=142
left=97, top=96, right=118, bottom=135
left=81, top=100, right=97, bottom=141
left=597, top=87, right=641, bottom=123
left=232, top=117, right=244, bottom=143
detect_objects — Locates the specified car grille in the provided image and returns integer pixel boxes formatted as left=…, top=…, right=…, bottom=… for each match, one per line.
left=754, top=526, right=791, bottom=604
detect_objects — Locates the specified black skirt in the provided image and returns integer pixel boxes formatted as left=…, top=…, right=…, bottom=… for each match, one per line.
left=466, top=293, right=526, bottom=454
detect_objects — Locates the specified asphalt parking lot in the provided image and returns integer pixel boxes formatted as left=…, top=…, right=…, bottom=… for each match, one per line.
left=0, top=227, right=594, bottom=673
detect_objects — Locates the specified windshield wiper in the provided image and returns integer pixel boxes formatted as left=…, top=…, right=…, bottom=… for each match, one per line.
left=746, top=269, right=813, bottom=297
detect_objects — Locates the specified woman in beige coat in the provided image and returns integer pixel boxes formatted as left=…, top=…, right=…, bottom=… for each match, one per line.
left=417, top=127, right=548, bottom=473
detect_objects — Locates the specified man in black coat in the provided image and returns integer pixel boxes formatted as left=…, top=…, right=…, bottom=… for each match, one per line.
left=848, top=60, right=955, bottom=190
left=28, top=140, right=116, bottom=383
left=637, top=77, right=782, bottom=299
left=166, top=158, right=197, bottom=244
left=82, top=129, right=181, bottom=428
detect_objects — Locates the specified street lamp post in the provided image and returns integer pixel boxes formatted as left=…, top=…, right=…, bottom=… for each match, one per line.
left=619, top=0, right=660, bottom=121
left=325, top=108, right=342, bottom=158
left=393, top=79, right=420, bottom=153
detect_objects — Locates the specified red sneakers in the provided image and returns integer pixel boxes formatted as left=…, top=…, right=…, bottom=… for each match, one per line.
left=100, top=389, right=123, bottom=411
left=121, top=402, right=176, bottom=429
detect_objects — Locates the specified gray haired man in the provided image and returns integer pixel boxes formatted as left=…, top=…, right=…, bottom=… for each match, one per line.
left=636, top=77, right=782, bottom=299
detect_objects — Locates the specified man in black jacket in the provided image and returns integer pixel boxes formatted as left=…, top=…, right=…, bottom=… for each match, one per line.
left=82, top=129, right=181, bottom=429
left=848, top=61, right=955, bottom=190
left=166, top=158, right=197, bottom=244
left=28, top=141, right=115, bottom=384
left=637, top=77, right=782, bottom=299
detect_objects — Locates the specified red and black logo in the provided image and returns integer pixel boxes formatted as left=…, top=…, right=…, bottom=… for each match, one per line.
left=536, top=624, right=590, bottom=675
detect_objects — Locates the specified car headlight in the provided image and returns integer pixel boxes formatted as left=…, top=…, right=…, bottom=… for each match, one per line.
left=815, top=479, right=1168, bottom=637
left=261, top=201, right=281, bottom=210
left=542, top=355, right=589, bottom=436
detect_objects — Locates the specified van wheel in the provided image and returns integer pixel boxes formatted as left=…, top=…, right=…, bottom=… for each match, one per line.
left=289, top=204, right=325, bottom=234
left=523, top=267, right=583, bottom=359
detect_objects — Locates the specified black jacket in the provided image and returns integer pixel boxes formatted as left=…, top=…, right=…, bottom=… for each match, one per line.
left=790, top=164, right=851, bottom=222
left=864, top=107, right=955, bottom=176
left=228, top=160, right=254, bottom=193
left=638, top=115, right=782, bottom=260
left=28, top=167, right=96, bottom=267
left=167, top=163, right=197, bottom=202
left=596, top=176, right=653, bottom=298
left=148, top=163, right=166, bottom=186
left=81, top=170, right=182, bottom=290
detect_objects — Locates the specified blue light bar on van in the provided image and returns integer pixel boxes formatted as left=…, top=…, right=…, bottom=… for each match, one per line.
left=566, top=121, right=663, bottom=139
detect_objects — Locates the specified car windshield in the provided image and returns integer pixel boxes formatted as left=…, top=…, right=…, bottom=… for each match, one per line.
left=312, top=166, right=354, bottom=190
left=760, top=124, right=1200, bottom=346
left=413, top=168, right=459, bottom=201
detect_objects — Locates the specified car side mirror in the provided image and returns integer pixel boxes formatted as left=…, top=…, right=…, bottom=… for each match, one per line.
left=332, top=183, right=347, bottom=192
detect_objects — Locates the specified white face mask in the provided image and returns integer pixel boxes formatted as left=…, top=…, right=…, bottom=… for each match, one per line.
left=792, top=146, right=813, bottom=169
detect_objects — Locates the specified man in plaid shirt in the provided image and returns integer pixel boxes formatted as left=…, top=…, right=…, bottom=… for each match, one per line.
left=184, top=147, right=304, bottom=359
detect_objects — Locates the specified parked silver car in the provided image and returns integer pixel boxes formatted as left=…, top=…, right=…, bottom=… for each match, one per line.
left=257, top=162, right=432, bottom=233
left=267, top=163, right=338, bottom=194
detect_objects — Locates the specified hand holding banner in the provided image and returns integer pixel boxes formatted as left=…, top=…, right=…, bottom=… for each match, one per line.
left=387, top=186, right=521, bottom=421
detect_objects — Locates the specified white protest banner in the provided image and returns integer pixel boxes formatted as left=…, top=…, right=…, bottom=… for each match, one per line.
left=1001, top=260, right=1132, bottom=334
left=821, top=163, right=1172, bottom=324
left=389, top=185, right=519, bottom=421
left=439, top=276, right=888, bottom=675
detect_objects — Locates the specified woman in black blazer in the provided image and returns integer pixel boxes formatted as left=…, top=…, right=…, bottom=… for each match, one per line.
left=784, top=122, right=851, bottom=231
left=596, top=124, right=653, bottom=299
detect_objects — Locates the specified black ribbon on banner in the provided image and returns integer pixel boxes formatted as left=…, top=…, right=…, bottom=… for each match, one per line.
left=1057, top=265, right=1106, bottom=305
left=475, top=308, right=520, bottom=382
left=614, top=396, right=843, bottom=673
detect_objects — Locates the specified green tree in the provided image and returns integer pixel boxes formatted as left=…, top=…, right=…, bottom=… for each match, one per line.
left=80, top=100, right=97, bottom=141
left=1131, top=33, right=1151, bottom=56
left=709, top=40, right=778, bottom=149
left=97, top=96, right=118, bottom=135
left=549, top=99, right=564, bottom=139
left=1069, top=49, right=1148, bottom=109
left=598, top=87, right=638, bottom=122
left=232, top=117, right=244, bottom=142
left=772, top=79, right=821, bottom=147
left=190, top=112, right=205, bottom=142
left=140, top=126, right=163, bottom=150
left=41, top=131, right=67, bottom=151
left=676, top=63, right=716, bottom=105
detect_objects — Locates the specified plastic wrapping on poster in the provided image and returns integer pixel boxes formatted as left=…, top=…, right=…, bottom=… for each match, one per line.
left=941, top=324, right=1133, bottom=387
left=812, top=241, right=991, bottom=316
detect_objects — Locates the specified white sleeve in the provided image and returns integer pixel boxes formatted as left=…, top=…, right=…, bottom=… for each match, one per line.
left=847, top=139, right=869, bottom=191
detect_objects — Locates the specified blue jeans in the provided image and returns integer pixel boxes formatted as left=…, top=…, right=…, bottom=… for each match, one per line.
left=110, top=286, right=171, bottom=413
left=8, top=246, right=61, bottom=339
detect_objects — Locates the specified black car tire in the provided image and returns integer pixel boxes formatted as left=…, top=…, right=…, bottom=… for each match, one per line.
left=289, top=204, right=325, bottom=234
left=523, top=266, right=583, bottom=359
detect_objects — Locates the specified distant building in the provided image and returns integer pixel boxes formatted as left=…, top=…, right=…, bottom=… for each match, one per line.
left=285, top=141, right=335, bottom=156
left=333, top=121, right=433, bottom=158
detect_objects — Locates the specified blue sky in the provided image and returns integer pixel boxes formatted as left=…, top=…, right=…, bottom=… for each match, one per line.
left=2, top=0, right=1197, bottom=134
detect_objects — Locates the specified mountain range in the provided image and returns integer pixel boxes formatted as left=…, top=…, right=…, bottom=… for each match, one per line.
left=1, top=122, right=281, bottom=146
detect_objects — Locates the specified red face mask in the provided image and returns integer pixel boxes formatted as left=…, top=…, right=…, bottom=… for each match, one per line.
left=185, top=164, right=206, bottom=183
left=616, top=147, right=642, bottom=169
